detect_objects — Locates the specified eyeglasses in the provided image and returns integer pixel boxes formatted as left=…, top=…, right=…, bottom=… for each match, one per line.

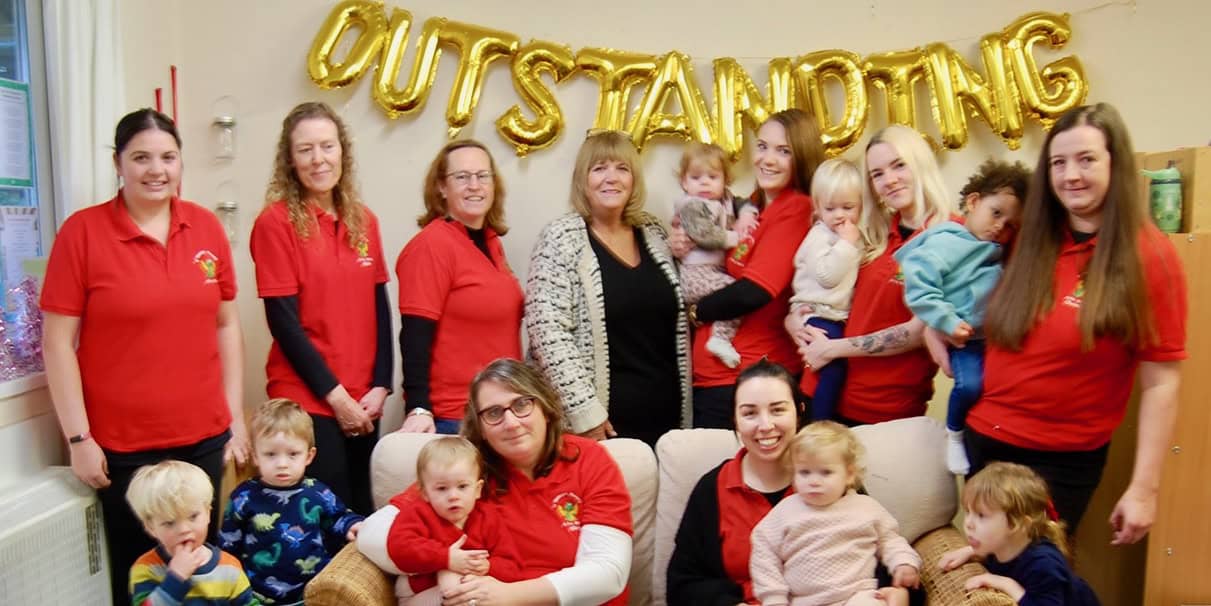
left=445, top=171, right=494, bottom=186
left=477, top=395, right=537, bottom=426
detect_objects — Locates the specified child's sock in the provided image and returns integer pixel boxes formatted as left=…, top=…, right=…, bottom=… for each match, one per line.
left=706, top=336, right=741, bottom=369
left=946, top=429, right=970, bottom=475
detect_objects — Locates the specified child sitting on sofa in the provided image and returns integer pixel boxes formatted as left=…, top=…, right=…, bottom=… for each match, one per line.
left=749, top=421, right=921, bottom=606
left=380, top=436, right=523, bottom=605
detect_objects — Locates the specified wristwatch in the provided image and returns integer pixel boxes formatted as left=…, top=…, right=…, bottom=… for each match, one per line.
left=687, top=303, right=701, bottom=327
left=68, top=431, right=92, bottom=445
left=407, top=408, right=434, bottom=418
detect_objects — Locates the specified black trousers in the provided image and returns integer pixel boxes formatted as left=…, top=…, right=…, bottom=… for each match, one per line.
left=964, top=429, right=1109, bottom=531
left=307, top=414, right=380, bottom=516
left=692, top=385, right=737, bottom=429
left=97, top=436, right=226, bottom=606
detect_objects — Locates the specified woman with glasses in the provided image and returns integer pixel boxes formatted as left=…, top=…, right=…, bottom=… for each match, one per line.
left=250, top=102, right=392, bottom=515
left=396, top=140, right=523, bottom=435
left=525, top=130, right=690, bottom=448
left=360, top=358, right=634, bottom=605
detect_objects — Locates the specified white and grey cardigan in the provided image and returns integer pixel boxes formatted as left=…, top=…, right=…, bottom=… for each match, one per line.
left=525, top=211, right=692, bottom=434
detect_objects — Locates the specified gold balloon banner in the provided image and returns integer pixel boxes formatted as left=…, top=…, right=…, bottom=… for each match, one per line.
left=307, top=1, right=1088, bottom=156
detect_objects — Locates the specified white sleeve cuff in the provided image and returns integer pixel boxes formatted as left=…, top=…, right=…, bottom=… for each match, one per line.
left=356, top=504, right=404, bottom=574
left=545, top=524, right=632, bottom=606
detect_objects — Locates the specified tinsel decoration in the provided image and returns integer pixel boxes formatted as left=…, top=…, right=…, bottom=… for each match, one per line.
left=0, top=276, right=44, bottom=380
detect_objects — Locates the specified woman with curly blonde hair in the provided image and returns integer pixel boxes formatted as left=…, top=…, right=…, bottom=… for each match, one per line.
left=250, top=101, right=392, bottom=514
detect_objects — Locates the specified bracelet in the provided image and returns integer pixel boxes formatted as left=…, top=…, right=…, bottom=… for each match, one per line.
left=68, top=431, right=92, bottom=445
left=687, top=303, right=701, bottom=327
left=407, top=408, right=434, bottom=418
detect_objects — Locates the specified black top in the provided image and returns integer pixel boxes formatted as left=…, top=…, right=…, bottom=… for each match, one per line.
left=666, top=463, right=746, bottom=606
left=898, top=222, right=916, bottom=241
left=589, top=227, right=680, bottom=447
left=696, top=278, right=772, bottom=323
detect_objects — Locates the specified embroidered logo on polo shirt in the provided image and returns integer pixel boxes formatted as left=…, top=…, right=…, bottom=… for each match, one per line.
left=354, top=237, right=374, bottom=267
left=193, top=250, right=220, bottom=284
left=1062, top=277, right=1085, bottom=309
left=890, top=263, right=905, bottom=285
left=551, top=492, right=582, bottom=531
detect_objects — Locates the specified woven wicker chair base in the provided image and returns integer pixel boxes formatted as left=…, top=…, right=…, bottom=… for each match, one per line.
left=914, top=526, right=1015, bottom=606
left=305, top=542, right=395, bottom=605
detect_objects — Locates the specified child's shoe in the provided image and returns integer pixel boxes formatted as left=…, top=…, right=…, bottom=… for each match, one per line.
left=947, top=429, right=970, bottom=475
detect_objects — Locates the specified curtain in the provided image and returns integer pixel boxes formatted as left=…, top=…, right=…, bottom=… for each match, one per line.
left=41, top=0, right=124, bottom=224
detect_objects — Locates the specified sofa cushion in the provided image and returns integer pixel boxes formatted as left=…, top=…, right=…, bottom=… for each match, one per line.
left=649, top=417, right=958, bottom=606
left=367, top=433, right=657, bottom=603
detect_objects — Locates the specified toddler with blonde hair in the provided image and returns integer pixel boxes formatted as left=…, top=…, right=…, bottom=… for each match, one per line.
left=750, top=421, right=920, bottom=606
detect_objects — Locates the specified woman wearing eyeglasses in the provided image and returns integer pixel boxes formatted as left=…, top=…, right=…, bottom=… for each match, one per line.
left=360, top=358, right=634, bottom=605
left=525, top=130, right=690, bottom=448
left=395, top=140, right=524, bottom=435
left=250, top=102, right=392, bottom=515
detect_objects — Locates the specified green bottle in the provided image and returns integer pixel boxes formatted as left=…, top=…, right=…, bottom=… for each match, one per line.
left=1141, top=161, right=1183, bottom=233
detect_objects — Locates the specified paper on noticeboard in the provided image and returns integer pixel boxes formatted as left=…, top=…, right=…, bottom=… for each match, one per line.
left=0, top=78, right=33, bottom=188
left=0, top=206, right=39, bottom=287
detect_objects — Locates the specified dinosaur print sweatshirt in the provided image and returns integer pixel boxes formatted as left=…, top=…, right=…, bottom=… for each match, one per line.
left=220, top=477, right=363, bottom=605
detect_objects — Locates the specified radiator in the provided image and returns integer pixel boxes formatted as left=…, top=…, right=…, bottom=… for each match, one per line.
left=0, top=466, right=111, bottom=605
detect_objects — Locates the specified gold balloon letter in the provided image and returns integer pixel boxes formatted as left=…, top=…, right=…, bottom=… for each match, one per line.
left=373, top=10, right=442, bottom=118
left=1002, top=11, right=1087, bottom=128
left=496, top=40, right=576, bottom=156
left=575, top=48, right=657, bottom=132
left=440, top=21, right=520, bottom=137
left=863, top=48, right=929, bottom=133
left=712, top=57, right=795, bottom=159
left=307, top=0, right=388, bottom=89
left=795, top=50, right=868, bottom=155
left=629, top=51, right=717, bottom=150
left=924, top=42, right=1024, bottom=149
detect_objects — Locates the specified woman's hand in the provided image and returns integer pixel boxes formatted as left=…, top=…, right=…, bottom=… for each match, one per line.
left=923, top=327, right=953, bottom=377
left=442, top=574, right=509, bottom=606
left=964, top=573, right=1025, bottom=601
left=327, top=385, right=374, bottom=436
left=224, top=420, right=251, bottom=467
left=937, top=545, right=975, bottom=571
left=797, top=324, right=837, bottom=370
left=359, top=386, right=389, bottom=421
left=579, top=420, right=617, bottom=441
left=667, top=224, right=694, bottom=259
left=399, top=412, right=437, bottom=433
left=70, top=439, right=111, bottom=489
left=1110, top=485, right=1157, bottom=545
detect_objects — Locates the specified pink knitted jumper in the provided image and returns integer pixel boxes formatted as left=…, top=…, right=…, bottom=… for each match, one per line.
left=749, top=490, right=921, bottom=606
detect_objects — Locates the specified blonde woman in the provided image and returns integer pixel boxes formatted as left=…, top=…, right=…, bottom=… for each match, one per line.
left=525, top=130, right=690, bottom=447
left=795, top=124, right=957, bottom=425
left=250, top=101, right=391, bottom=515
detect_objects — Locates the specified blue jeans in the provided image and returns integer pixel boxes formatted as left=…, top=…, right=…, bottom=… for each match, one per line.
left=947, top=339, right=985, bottom=431
left=434, top=417, right=462, bottom=435
left=806, top=316, right=847, bottom=422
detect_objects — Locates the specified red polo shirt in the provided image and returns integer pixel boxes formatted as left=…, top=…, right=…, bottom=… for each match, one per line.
left=693, top=190, right=813, bottom=386
left=487, top=435, right=633, bottom=605
left=395, top=219, right=523, bottom=419
left=836, top=216, right=937, bottom=423
left=40, top=194, right=236, bottom=452
left=716, top=449, right=795, bottom=604
left=968, top=225, right=1187, bottom=451
left=249, top=201, right=389, bottom=417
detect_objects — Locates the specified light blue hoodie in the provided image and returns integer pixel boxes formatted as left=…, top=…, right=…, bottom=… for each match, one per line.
left=892, top=221, right=1004, bottom=335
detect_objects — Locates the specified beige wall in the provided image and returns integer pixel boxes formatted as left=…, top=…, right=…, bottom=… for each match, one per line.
left=107, top=0, right=1211, bottom=430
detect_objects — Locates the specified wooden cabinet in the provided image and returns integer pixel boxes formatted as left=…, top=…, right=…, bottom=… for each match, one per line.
left=1142, top=233, right=1211, bottom=605
left=1070, top=233, right=1209, bottom=606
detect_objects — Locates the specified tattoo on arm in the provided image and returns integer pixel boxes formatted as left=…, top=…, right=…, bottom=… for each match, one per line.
left=848, top=325, right=911, bottom=354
